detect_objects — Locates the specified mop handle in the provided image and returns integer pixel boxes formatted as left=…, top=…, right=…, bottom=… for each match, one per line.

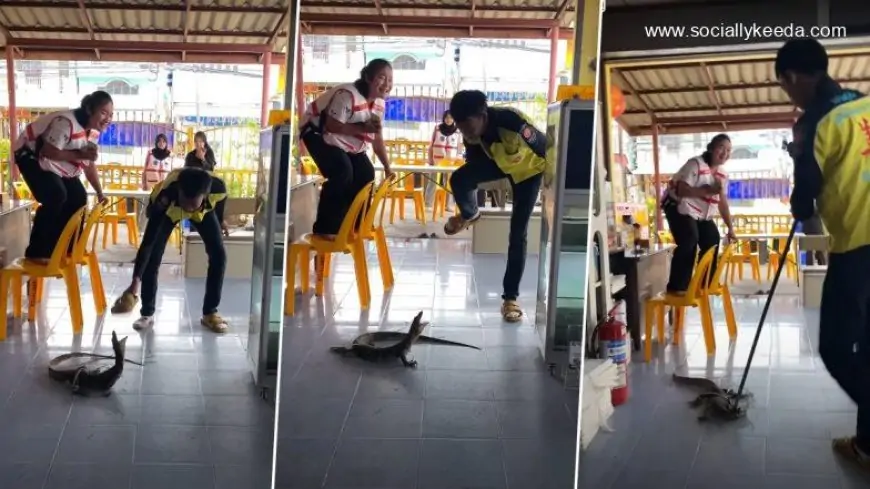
left=735, top=221, right=798, bottom=399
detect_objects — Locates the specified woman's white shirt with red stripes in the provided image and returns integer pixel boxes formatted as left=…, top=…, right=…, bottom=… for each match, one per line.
left=668, top=156, right=727, bottom=221
left=15, top=110, right=98, bottom=178
left=431, top=129, right=461, bottom=160
left=302, top=83, right=384, bottom=154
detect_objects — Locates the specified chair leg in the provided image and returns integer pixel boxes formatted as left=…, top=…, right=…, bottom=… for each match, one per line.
left=656, top=304, right=666, bottom=345
left=102, top=221, right=110, bottom=249
left=351, top=240, right=371, bottom=310
left=111, top=221, right=119, bottom=246
left=88, top=255, right=107, bottom=315
left=389, top=198, right=397, bottom=224
left=62, top=265, right=85, bottom=333
left=283, top=245, right=297, bottom=317
left=672, top=307, right=685, bottom=345
left=314, top=253, right=327, bottom=297
left=376, top=229, right=394, bottom=289
left=0, top=272, right=9, bottom=341
left=643, top=302, right=655, bottom=363
left=11, top=274, right=22, bottom=319
left=300, top=247, right=311, bottom=294
left=722, top=287, right=737, bottom=340
left=699, top=296, right=716, bottom=356
left=27, top=278, right=38, bottom=322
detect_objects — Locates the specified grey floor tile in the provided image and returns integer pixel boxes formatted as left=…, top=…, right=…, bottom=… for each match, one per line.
left=354, top=368, right=426, bottom=400
left=54, top=425, right=136, bottom=464
left=503, top=437, right=576, bottom=489
left=199, top=370, right=258, bottom=396
left=139, top=394, right=206, bottom=425
left=425, top=370, right=496, bottom=400
left=208, top=426, right=273, bottom=465
left=44, top=463, right=132, bottom=489
left=214, top=464, right=273, bottom=489
left=417, top=439, right=506, bottom=489
left=485, top=346, right=545, bottom=371
left=611, top=468, right=689, bottom=489
left=627, top=429, right=702, bottom=474
left=272, top=438, right=336, bottom=488
left=691, top=435, right=766, bottom=476
left=765, top=437, right=841, bottom=476
left=425, top=345, right=489, bottom=370
left=766, top=474, right=844, bottom=489
left=278, top=397, right=352, bottom=439
left=0, top=422, right=65, bottom=464
left=134, top=425, right=211, bottom=464
left=342, top=398, right=423, bottom=438
left=130, top=464, right=215, bottom=489
left=285, top=366, right=361, bottom=401
left=325, top=438, right=420, bottom=488
left=685, top=473, right=767, bottom=489
left=0, top=462, right=50, bottom=489
left=495, top=400, right=575, bottom=439
left=67, top=394, right=142, bottom=425
left=141, top=369, right=202, bottom=395
left=204, top=394, right=274, bottom=427
left=422, top=399, right=499, bottom=438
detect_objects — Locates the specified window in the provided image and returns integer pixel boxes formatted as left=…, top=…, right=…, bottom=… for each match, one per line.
left=392, top=54, right=425, bottom=71
left=20, top=60, right=43, bottom=88
left=304, top=36, right=330, bottom=62
left=101, top=79, right=140, bottom=96
left=730, top=146, right=759, bottom=160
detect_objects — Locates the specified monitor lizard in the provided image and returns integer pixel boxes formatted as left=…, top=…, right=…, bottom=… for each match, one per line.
left=48, top=331, right=141, bottom=396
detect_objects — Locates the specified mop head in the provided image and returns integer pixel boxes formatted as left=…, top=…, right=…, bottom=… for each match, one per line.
left=672, top=374, right=752, bottom=421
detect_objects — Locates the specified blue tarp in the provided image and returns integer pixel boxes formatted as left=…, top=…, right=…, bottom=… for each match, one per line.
left=727, top=179, right=791, bottom=200
left=178, top=116, right=256, bottom=127
left=98, top=122, right=175, bottom=147
left=382, top=92, right=540, bottom=123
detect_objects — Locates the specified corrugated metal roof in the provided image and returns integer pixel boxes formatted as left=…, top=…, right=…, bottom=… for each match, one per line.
left=609, top=49, right=870, bottom=135
left=0, top=0, right=574, bottom=63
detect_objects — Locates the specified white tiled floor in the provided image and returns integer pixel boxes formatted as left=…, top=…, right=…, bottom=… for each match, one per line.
left=0, top=260, right=274, bottom=489
left=274, top=239, right=579, bottom=489
left=578, top=281, right=870, bottom=489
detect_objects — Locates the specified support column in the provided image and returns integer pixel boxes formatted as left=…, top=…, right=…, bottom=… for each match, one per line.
left=651, top=120, right=663, bottom=233
left=547, top=27, right=560, bottom=103
left=294, top=39, right=305, bottom=129
left=260, top=51, right=271, bottom=128
left=282, top=0, right=301, bottom=111
left=5, top=46, right=18, bottom=186
left=571, top=0, right=601, bottom=86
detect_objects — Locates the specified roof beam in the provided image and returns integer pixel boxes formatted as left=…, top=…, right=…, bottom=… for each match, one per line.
left=300, top=13, right=557, bottom=29
left=623, top=101, right=793, bottom=116
left=632, top=121, right=794, bottom=136
left=301, top=0, right=569, bottom=12
left=181, top=0, right=193, bottom=61
left=305, top=24, right=573, bottom=39
left=553, top=0, right=571, bottom=20
left=8, top=26, right=283, bottom=38
left=74, top=0, right=99, bottom=60
left=2, top=1, right=285, bottom=13
left=7, top=38, right=271, bottom=54
left=611, top=68, right=654, bottom=119
left=370, top=0, right=388, bottom=35
left=469, top=0, right=476, bottom=37
left=635, top=77, right=870, bottom=95
left=698, top=62, right=725, bottom=130
left=656, top=112, right=798, bottom=126
left=16, top=48, right=288, bottom=65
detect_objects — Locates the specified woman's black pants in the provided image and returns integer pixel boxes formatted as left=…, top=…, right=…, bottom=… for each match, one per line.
left=301, top=130, right=375, bottom=235
left=664, top=205, right=720, bottom=293
left=15, top=148, right=87, bottom=260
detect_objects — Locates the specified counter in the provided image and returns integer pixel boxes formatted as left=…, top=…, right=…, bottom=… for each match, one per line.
left=609, top=245, right=675, bottom=351
left=0, top=199, right=35, bottom=266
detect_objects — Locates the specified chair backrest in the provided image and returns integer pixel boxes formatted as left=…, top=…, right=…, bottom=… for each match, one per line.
left=704, top=243, right=734, bottom=295
left=360, top=177, right=395, bottom=236
left=72, top=202, right=106, bottom=260
left=47, top=206, right=88, bottom=272
left=333, top=182, right=375, bottom=248
left=685, top=246, right=718, bottom=301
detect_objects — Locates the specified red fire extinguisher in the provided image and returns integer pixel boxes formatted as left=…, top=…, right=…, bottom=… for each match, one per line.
left=598, top=301, right=630, bottom=406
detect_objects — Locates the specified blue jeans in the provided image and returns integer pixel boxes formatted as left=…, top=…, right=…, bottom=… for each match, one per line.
left=819, top=245, right=870, bottom=451
left=449, top=158, right=542, bottom=300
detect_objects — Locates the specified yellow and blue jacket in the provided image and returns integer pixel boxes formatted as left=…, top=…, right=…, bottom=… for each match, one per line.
left=464, top=107, right=547, bottom=183
left=148, top=169, right=228, bottom=224
left=792, top=78, right=870, bottom=254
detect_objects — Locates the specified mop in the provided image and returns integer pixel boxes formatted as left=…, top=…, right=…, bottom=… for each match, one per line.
left=673, top=221, right=798, bottom=421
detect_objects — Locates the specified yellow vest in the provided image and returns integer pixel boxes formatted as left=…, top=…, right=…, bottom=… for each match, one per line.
left=813, top=95, right=870, bottom=253
left=149, top=169, right=227, bottom=224
left=476, top=108, right=546, bottom=183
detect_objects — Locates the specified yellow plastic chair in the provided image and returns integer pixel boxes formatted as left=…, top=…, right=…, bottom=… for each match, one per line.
left=768, top=228, right=798, bottom=282
left=95, top=184, right=141, bottom=249
left=432, top=159, right=461, bottom=221
left=727, top=231, right=761, bottom=283
left=387, top=158, right=426, bottom=224
left=657, top=231, right=674, bottom=245
left=284, top=183, right=374, bottom=316
left=299, top=156, right=319, bottom=176
left=643, top=247, right=717, bottom=362
left=703, top=244, right=738, bottom=341
left=358, top=178, right=396, bottom=291
left=0, top=206, right=87, bottom=340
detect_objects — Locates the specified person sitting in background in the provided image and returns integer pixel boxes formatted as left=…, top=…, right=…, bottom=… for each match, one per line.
left=13, top=90, right=111, bottom=263
left=142, top=133, right=173, bottom=191
left=185, top=131, right=217, bottom=171
left=426, top=110, right=462, bottom=207
left=661, top=133, right=736, bottom=295
left=445, top=89, right=546, bottom=322
left=786, top=119, right=826, bottom=266
left=109, top=167, right=229, bottom=333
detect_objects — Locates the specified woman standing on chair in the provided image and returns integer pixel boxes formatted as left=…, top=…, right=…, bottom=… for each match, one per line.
left=12, top=90, right=111, bottom=263
left=185, top=131, right=217, bottom=171
left=300, top=58, right=395, bottom=240
left=662, top=133, right=737, bottom=294
left=142, top=133, right=173, bottom=191
left=425, top=110, right=462, bottom=207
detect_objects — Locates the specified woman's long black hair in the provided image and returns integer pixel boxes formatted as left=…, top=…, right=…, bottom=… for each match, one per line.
left=185, top=131, right=217, bottom=170
left=73, top=90, right=113, bottom=129
left=437, top=110, right=457, bottom=137
left=701, top=133, right=731, bottom=165
left=354, top=58, right=391, bottom=99
left=152, top=133, right=171, bottom=160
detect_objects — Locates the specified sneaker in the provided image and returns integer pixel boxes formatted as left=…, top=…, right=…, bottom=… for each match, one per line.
left=201, top=313, right=229, bottom=333
left=111, top=290, right=139, bottom=314
left=832, top=436, right=870, bottom=471
left=132, top=316, right=154, bottom=331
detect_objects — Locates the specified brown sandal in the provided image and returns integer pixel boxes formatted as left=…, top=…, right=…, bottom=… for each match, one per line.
left=501, top=300, right=523, bottom=323
left=832, top=437, right=870, bottom=471
left=110, top=290, right=139, bottom=314
left=444, top=213, right=480, bottom=236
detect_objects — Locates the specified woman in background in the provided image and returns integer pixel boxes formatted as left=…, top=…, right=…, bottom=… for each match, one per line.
left=185, top=131, right=217, bottom=171
left=142, top=133, right=173, bottom=190
left=662, top=133, right=736, bottom=294
left=299, top=58, right=395, bottom=240
left=426, top=110, right=462, bottom=207
left=13, top=90, right=111, bottom=262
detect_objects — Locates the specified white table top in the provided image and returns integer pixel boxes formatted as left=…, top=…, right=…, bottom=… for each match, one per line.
left=734, top=233, right=810, bottom=240
left=377, top=164, right=458, bottom=174
left=87, top=189, right=152, bottom=198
